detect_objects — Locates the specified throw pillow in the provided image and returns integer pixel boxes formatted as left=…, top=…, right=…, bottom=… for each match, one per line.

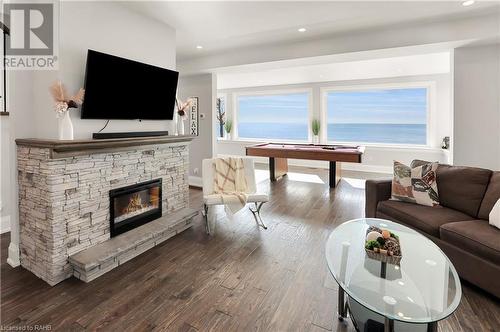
left=391, top=160, right=439, bottom=207
left=489, top=199, right=500, bottom=229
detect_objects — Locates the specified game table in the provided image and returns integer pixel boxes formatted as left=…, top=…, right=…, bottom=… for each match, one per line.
left=245, top=143, right=364, bottom=188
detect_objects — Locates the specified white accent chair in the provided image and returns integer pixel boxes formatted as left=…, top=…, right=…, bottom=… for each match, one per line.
left=202, top=157, right=269, bottom=234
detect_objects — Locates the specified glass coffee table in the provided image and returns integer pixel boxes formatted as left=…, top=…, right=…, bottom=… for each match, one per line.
left=325, top=218, right=461, bottom=332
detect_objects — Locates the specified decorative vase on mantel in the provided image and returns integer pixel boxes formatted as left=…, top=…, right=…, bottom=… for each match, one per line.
left=173, top=112, right=179, bottom=135
left=49, top=81, right=84, bottom=141
left=175, top=97, right=192, bottom=136
left=58, top=111, right=74, bottom=140
left=178, top=116, right=186, bottom=135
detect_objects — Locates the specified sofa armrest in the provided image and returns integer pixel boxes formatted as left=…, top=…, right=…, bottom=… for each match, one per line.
left=365, top=179, right=392, bottom=218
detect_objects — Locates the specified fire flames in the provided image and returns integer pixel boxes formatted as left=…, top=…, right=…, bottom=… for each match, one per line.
left=123, top=193, right=149, bottom=214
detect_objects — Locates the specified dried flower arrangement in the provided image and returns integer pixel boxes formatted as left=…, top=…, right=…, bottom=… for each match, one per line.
left=175, top=97, right=192, bottom=118
left=49, top=81, right=84, bottom=117
left=216, top=97, right=226, bottom=138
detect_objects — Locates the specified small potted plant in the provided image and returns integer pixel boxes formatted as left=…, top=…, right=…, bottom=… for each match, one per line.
left=312, top=119, right=320, bottom=144
left=224, top=119, right=233, bottom=140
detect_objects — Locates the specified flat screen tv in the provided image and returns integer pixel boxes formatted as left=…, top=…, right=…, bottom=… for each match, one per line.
left=81, top=50, right=178, bottom=120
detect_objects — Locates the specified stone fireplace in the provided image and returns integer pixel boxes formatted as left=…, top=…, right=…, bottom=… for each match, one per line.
left=16, top=136, right=196, bottom=285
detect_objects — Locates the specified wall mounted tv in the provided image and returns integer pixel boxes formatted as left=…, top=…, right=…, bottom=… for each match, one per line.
left=81, top=50, right=179, bottom=120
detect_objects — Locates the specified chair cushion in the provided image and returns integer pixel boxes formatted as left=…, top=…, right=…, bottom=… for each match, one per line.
left=440, top=220, right=500, bottom=265
left=411, top=160, right=492, bottom=217
left=377, top=200, right=471, bottom=237
left=203, top=193, right=269, bottom=205
left=478, top=172, right=500, bottom=220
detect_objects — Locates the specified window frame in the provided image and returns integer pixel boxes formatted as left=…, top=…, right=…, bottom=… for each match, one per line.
left=320, top=82, right=435, bottom=148
left=233, top=88, right=313, bottom=143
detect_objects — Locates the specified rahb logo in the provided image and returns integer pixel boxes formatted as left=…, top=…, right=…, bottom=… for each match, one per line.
left=3, top=1, right=58, bottom=69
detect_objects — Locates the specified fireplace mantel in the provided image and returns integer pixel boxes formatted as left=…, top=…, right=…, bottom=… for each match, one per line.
left=16, top=135, right=195, bottom=158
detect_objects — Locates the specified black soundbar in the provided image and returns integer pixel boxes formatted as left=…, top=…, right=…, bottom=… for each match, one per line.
left=92, top=131, right=169, bottom=139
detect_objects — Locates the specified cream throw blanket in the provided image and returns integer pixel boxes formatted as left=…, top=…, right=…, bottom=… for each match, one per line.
left=213, top=157, right=248, bottom=214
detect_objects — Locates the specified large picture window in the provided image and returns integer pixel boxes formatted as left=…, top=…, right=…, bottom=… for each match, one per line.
left=325, top=87, right=428, bottom=145
left=237, top=92, right=310, bottom=141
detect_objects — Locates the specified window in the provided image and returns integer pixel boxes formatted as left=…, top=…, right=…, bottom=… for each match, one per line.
left=325, top=87, right=428, bottom=145
left=237, top=92, right=310, bottom=141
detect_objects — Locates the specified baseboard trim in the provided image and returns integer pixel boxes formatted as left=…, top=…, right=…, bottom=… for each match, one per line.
left=7, top=242, right=20, bottom=267
left=0, top=215, right=11, bottom=234
left=189, top=176, right=203, bottom=188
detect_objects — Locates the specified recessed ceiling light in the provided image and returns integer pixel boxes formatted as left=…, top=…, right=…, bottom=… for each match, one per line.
left=196, top=45, right=203, bottom=49
left=462, top=0, right=475, bottom=6
left=298, top=28, right=307, bottom=32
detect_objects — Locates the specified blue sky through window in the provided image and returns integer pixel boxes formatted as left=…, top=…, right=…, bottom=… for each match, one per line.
left=327, top=88, right=428, bottom=144
left=238, top=92, right=309, bottom=140
left=327, top=88, right=427, bottom=124
left=235, top=88, right=428, bottom=144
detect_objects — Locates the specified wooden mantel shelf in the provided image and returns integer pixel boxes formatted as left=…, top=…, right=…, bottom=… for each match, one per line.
left=16, top=135, right=196, bottom=159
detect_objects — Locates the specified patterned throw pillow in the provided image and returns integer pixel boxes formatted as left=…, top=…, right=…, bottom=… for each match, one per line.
left=391, top=161, right=439, bottom=207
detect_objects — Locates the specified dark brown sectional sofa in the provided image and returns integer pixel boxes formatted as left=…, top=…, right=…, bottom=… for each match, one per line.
left=366, top=162, right=500, bottom=298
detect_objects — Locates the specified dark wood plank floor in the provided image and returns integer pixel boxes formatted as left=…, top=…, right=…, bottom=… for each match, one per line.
left=1, top=166, right=499, bottom=331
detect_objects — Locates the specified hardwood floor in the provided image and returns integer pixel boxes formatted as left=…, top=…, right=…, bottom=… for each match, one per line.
left=1, top=166, right=499, bottom=331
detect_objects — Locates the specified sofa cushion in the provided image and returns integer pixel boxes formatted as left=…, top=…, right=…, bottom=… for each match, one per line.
left=377, top=200, right=471, bottom=237
left=478, top=172, right=500, bottom=220
left=411, top=160, right=492, bottom=217
left=391, top=161, right=439, bottom=206
left=440, top=220, right=500, bottom=265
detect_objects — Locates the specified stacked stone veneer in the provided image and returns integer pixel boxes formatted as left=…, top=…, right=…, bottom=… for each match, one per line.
left=17, top=142, right=189, bottom=285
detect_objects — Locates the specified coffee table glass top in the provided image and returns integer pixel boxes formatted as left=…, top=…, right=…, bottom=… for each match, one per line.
left=326, top=218, right=461, bottom=324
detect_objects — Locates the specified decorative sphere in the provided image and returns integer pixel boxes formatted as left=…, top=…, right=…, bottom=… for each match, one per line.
left=366, top=231, right=382, bottom=242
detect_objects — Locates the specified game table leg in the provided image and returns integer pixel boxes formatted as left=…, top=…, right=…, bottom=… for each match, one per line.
left=329, top=161, right=341, bottom=188
left=269, top=157, right=288, bottom=181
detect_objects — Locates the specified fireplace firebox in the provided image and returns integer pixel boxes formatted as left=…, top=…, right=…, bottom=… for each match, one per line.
left=109, top=179, right=162, bottom=237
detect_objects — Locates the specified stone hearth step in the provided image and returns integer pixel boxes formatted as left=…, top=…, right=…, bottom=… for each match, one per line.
left=69, top=208, right=198, bottom=282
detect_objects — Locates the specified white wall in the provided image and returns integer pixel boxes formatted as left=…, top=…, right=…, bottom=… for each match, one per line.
left=1, top=115, right=12, bottom=233
left=217, top=73, right=452, bottom=174
left=177, top=74, right=214, bottom=186
left=453, top=44, right=500, bottom=170
left=33, top=1, right=177, bottom=139
left=5, top=1, right=177, bottom=266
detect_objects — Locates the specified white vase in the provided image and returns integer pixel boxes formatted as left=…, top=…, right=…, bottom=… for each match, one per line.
left=178, top=117, right=185, bottom=135
left=312, top=135, right=319, bottom=144
left=58, top=111, right=74, bottom=140
left=173, top=113, right=179, bottom=136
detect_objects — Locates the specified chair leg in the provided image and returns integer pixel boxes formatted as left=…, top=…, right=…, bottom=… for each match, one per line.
left=249, top=202, right=268, bottom=229
left=203, top=204, right=211, bottom=235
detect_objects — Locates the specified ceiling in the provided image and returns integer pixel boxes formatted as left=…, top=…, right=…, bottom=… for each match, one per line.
left=124, top=1, right=500, bottom=60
